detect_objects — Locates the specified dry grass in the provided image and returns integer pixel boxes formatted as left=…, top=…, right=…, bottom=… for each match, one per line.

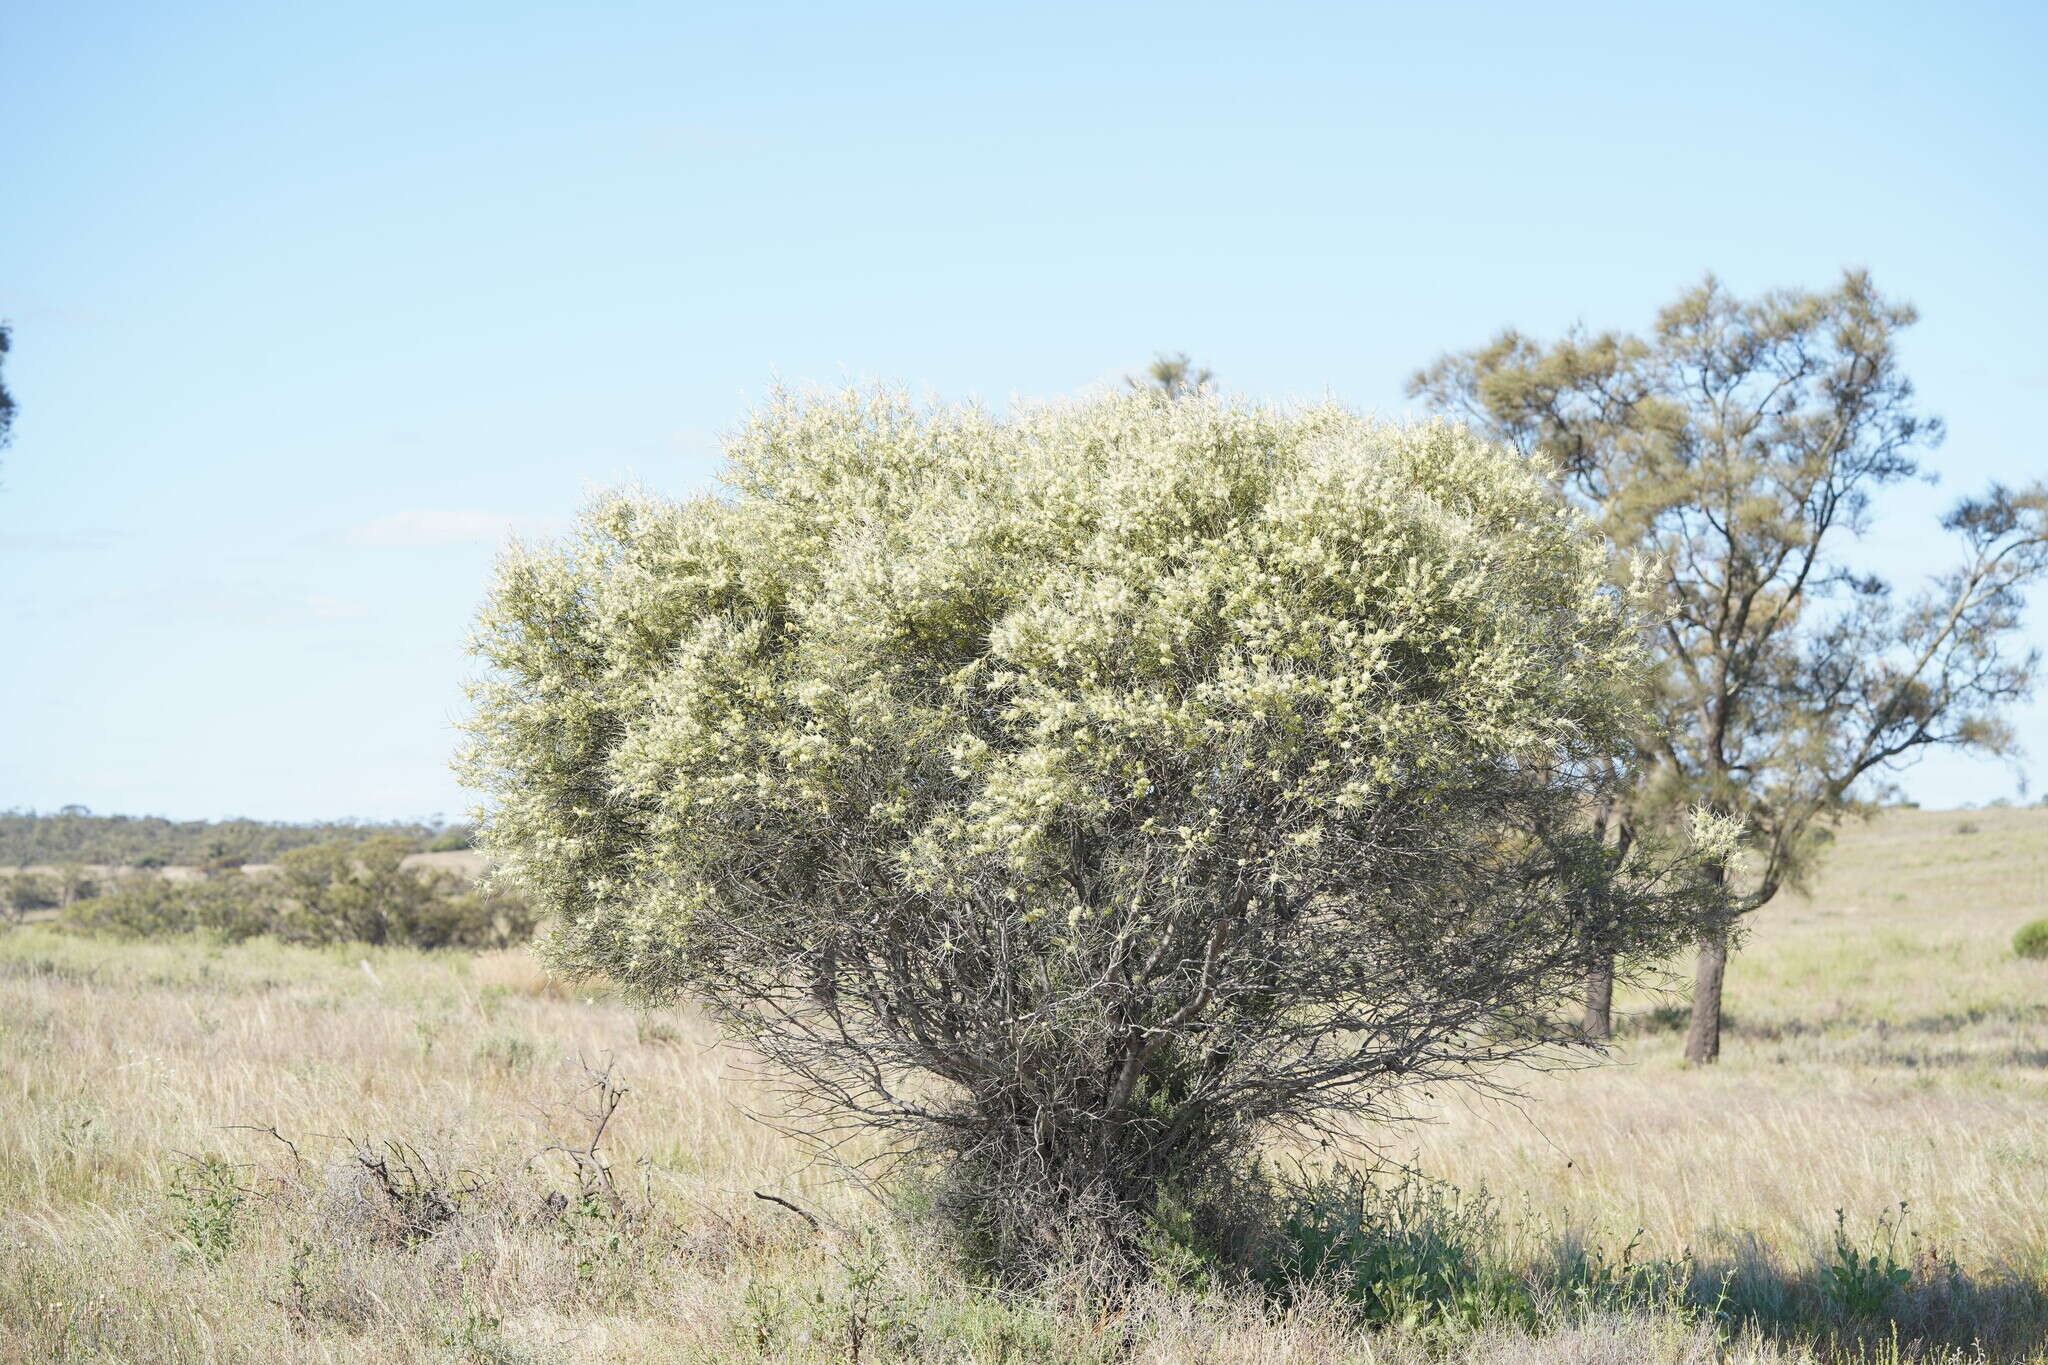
left=3, top=806, right=2045, bottom=1362
left=1387, top=806, right=2048, bottom=1271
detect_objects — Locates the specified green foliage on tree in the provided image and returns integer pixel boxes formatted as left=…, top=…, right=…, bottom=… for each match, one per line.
left=274, top=835, right=454, bottom=946
left=426, top=823, right=478, bottom=852
left=0, top=867, right=99, bottom=922
left=1413, top=271, right=2048, bottom=1063
left=463, top=388, right=1728, bottom=1274
left=1128, top=351, right=1213, bottom=399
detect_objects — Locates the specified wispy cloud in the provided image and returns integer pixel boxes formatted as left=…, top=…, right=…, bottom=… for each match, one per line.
left=342, top=509, right=569, bottom=550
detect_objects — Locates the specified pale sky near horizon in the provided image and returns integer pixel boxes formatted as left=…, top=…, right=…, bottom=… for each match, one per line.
left=4, top=1, right=2044, bottom=823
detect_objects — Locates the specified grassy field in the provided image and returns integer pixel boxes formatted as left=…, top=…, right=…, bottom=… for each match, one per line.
left=3, top=807, right=2044, bottom=1363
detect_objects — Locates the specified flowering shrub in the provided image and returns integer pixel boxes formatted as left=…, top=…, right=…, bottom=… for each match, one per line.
left=464, top=388, right=1728, bottom=1274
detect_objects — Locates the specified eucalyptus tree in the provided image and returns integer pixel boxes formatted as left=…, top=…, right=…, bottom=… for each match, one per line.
left=463, top=389, right=1728, bottom=1272
left=1413, top=272, right=2048, bottom=1061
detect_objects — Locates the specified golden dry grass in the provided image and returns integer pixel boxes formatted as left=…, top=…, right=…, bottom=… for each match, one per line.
left=3, top=806, right=2045, bottom=1362
left=1388, top=806, right=2048, bottom=1271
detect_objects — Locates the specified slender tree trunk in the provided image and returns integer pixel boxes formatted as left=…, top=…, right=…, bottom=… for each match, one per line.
left=1684, top=934, right=1727, bottom=1065
left=1582, top=954, right=1614, bottom=1039
left=1580, top=800, right=1628, bottom=1041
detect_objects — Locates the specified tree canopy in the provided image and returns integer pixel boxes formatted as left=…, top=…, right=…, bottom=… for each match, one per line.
left=1413, top=271, right=2048, bottom=1061
left=1127, top=350, right=1213, bottom=399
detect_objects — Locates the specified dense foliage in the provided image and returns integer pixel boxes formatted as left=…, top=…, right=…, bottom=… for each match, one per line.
left=0, top=808, right=451, bottom=869
left=465, top=389, right=1729, bottom=1272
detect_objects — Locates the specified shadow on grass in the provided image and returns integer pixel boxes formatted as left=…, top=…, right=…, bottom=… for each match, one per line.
left=1674, top=1229, right=2048, bottom=1363
left=1257, top=1174, right=2048, bottom=1362
left=1614, top=1001, right=2047, bottom=1056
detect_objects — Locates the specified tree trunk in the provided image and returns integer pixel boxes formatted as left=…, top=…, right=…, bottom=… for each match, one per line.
left=1582, top=953, right=1614, bottom=1039
left=1580, top=800, right=1629, bottom=1043
left=1684, top=934, right=1728, bottom=1066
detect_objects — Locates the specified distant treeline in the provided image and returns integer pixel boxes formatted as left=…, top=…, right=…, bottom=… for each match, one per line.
left=1, top=808, right=475, bottom=868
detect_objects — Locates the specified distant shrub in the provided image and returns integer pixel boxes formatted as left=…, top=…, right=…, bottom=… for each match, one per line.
left=63, top=874, right=275, bottom=942
left=425, top=824, right=477, bottom=852
left=272, top=836, right=532, bottom=949
left=9, top=866, right=106, bottom=910
left=2014, top=919, right=2048, bottom=960
left=196, top=841, right=248, bottom=873
left=1, top=872, right=64, bottom=919
left=417, top=884, right=537, bottom=949
left=276, top=836, right=447, bottom=946
left=63, top=878, right=192, bottom=937
left=59, top=839, right=534, bottom=950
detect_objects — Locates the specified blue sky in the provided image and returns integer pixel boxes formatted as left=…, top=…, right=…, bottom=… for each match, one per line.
left=3, top=1, right=2043, bottom=822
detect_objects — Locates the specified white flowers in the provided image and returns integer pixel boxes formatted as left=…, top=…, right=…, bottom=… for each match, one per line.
left=462, top=386, right=1648, bottom=989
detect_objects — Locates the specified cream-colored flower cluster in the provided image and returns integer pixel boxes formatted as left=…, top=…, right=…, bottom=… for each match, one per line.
left=459, top=388, right=1649, bottom=989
